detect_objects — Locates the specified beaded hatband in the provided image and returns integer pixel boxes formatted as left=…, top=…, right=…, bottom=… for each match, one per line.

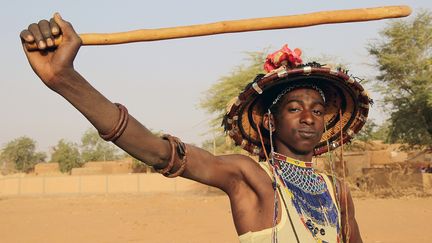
left=271, top=152, right=340, bottom=233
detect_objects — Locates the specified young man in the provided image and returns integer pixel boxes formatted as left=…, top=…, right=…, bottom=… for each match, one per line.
left=21, top=14, right=366, bottom=242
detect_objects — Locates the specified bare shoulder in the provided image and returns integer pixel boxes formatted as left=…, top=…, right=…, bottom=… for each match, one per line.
left=184, top=144, right=272, bottom=200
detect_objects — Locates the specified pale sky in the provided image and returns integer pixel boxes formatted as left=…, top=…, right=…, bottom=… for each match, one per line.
left=1, top=0, right=431, bottom=153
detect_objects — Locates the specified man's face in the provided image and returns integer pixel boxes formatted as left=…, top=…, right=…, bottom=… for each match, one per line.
left=273, top=88, right=325, bottom=156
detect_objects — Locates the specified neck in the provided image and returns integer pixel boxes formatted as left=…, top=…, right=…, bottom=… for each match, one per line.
left=274, top=147, right=313, bottom=162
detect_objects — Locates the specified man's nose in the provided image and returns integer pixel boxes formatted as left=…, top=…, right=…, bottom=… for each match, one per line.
left=300, top=110, right=314, bottom=125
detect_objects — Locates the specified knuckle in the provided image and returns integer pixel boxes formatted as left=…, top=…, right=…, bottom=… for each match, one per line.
left=38, top=19, right=49, bottom=25
left=19, top=30, right=27, bottom=37
left=42, top=29, right=51, bottom=36
left=28, top=23, right=38, bottom=30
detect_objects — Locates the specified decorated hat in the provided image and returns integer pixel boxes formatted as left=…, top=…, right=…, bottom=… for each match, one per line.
left=223, top=44, right=372, bottom=159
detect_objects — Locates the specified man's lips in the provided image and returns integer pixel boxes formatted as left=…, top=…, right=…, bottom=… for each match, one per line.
left=297, top=129, right=318, bottom=139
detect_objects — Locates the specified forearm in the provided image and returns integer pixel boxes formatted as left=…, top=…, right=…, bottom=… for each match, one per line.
left=52, top=69, right=170, bottom=166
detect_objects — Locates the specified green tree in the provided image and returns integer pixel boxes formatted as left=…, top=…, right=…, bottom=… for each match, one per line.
left=80, top=128, right=121, bottom=162
left=355, top=120, right=389, bottom=142
left=200, top=52, right=265, bottom=153
left=355, top=120, right=378, bottom=142
left=200, top=51, right=266, bottom=127
left=0, top=136, right=46, bottom=172
left=372, top=121, right=391, bottom=142
left=368, top=10, right=432, bottom=148
left=201, top=132, right=243, bottom=155
left=51, top=139, right=83, bottom=173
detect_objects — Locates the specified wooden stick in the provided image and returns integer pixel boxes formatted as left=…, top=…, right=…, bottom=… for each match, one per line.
left=27, top=5, right=411, bottom=50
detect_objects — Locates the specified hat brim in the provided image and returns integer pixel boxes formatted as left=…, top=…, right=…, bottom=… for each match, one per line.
left=223, top=66, right=370, bottom=159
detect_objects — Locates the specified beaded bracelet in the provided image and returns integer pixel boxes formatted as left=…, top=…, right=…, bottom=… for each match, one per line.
left=99, top=103, right=129, bottom=142
left=155, top=134, right=188, bottom=178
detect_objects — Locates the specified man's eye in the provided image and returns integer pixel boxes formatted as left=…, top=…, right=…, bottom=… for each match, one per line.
left=288, top=108, right=300, bottom=112
left=313, top=110, right=323, bottom=116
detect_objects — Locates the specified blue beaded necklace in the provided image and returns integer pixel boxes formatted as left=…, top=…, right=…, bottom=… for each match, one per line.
left=271, top=152, right=340, bottom=233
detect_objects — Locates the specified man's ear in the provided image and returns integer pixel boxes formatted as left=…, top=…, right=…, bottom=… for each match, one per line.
left=263, top=113, right=276, bottom=132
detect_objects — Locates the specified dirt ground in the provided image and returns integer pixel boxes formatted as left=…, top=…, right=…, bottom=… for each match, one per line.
left=0, top=193, right=430, bottom=243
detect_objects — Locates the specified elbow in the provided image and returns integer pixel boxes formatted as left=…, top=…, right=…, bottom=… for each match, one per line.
left=144, top=140, right=172, bottom=168
left=140, top=151, right=170, bottom=168
left=124, top=139, right=171, bottom=168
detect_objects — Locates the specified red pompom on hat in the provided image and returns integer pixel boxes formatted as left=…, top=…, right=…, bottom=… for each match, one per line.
left=264, top=44, right=303, bottom=72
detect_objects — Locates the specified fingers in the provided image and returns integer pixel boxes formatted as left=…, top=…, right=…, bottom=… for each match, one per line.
left=20, top=29, right=34, bottom=43
left=27, top=23, right=46, bottom=49
left=50, top=17, right=60, bottom=35
left=20, top=13, right=67, bottom=51
left=38, top=19, right=54, bottom=47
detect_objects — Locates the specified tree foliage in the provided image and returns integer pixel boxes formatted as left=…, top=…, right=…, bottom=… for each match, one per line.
left=368, top=10, right=432, bottom=148
left=200, top=51, right=266, bottom=127
left=201, top=134, right=243, bottom=155
left=80, top=128, right=121, bottom=162
left=355, top=120, right=389, bottom=142
left=199, top=52, right=265, bottom=153
left=51, top=139, right=83, bottom=173
left=0, top=136, right=46, bottom=172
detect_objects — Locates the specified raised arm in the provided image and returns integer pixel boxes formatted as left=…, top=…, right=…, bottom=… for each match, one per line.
left=20, top=13, right=170, bottom=168
left=20, top=14, right=261, bottom=194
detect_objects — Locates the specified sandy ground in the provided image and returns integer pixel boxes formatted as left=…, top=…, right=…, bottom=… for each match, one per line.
left=0, top=193, right=430, bottom=243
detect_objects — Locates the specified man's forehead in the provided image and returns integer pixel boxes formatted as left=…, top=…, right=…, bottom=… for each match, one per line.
left=267, top=84, right=327, bottom=111
left=283, top=87, right=325, bottom=103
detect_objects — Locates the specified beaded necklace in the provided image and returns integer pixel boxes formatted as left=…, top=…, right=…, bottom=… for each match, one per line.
left=271, top=152, right=340, bottom=236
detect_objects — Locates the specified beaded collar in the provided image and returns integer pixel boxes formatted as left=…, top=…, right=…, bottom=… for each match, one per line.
left=271, top=152, right=325, bottom=194
left=272, top=152, right=314, bottom=168
left=270, top=152, right=340, bottom=231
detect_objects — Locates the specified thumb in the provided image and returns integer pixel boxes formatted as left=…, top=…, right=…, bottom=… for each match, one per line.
left=51, top=12, right=82, bottom=64
left=53, top=12, right=80, bottom=42
left=53, top=12, right=66, bottom=27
